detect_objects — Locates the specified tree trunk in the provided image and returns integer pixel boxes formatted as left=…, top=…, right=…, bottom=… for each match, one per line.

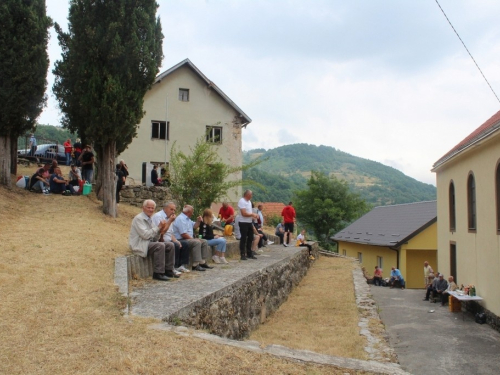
left=98, top=141, right=117, bottom=217
left=0, top=135, right=12, bottom=187
left=10, top=138, right=18, bottom=175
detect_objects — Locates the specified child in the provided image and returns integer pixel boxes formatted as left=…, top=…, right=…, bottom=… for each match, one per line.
left=297, top=229, right=314, bottom=260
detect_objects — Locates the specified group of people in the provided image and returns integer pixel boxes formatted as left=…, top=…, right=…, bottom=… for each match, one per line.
left=129, top=200, right=227, bottom=281
left=370, top=266, right=406, bottom=289
left=29, top=160, right=82, bottom=195
left=422, top=261, right=458, bottom=306
left=129, top=191, right=314, bottom=281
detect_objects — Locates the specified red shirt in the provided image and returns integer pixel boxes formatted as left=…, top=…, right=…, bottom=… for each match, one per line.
left=218, top=205, right=235, bottom=224
left=63, top=141, right=72, bottom=153
left=281, top=205, right=296, bottom=223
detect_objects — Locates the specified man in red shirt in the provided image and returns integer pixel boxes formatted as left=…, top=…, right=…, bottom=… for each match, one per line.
left=63, top=138, right=72, bottom=166
left=218, top=202, right=235, bottom=226
left=281, top=201, right=296, bottom=247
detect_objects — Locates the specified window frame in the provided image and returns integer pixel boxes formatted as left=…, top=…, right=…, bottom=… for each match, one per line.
left=377, top=256, right=383, bottom=269
left=449, top=180, right=456, bottom=232
left=179, top=88, right=189, bottom=102
left=357, top=252, right=363, bottom=264
left=496, top=161, right=500, bottom=234
left=467, top=172, right=476, bottom=232
left=206, top=125, right=223, bottom=144
left=151, top=120, right=169, bottom=141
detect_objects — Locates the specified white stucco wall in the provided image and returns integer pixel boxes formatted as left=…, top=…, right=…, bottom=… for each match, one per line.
left=118, top=64, right=245, bottom=202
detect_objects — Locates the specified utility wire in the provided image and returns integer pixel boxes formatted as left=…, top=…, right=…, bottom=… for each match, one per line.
left=435, top=0, right=500, bottom=105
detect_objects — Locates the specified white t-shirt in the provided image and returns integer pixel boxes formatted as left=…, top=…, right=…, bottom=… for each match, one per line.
left=238, top=197, right=253, bottom=223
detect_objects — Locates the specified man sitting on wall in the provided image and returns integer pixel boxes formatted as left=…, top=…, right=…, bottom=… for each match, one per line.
left=172, top=205, right=213, bottom=272
left=389, top=267, right=405, bottom=290
left=441, top=275, right=457, bottom=306
left=129, top=199, right=175, bottom=281
left=424, top=273, right=439, bottom=301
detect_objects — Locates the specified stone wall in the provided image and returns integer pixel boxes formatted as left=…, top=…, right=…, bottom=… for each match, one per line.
left=119, top=185, right=172, bottom=207
left=165, top=243, right=319, bottom=340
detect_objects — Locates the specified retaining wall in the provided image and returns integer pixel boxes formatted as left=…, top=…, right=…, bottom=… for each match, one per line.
left=166, top=242, right=318, bottom=339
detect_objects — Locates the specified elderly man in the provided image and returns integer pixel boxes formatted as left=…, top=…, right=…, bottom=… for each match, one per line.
left=424, top=272, right=440, bottom=301
left=218, top=201, right=235, bottom=226
left=238, top=190, right=259, bottom=260
left=172, top=205, right=213, bottom=271
left=432, top=273, right=449, bottom=304
left=423, top=261, right=434, bottom=287
left=389, top=267, right=405, bottom=289
left=441, top=275, right=458, bottom=306
left=129, top=200, right=176, bottom=281
left=152, top=202, right=190, bottom=274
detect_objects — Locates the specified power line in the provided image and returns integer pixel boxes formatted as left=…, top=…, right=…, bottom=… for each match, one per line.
left=435, top=0, right=500, bottom=105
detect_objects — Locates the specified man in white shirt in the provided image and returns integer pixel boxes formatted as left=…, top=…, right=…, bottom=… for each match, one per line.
left=238, top=190, right=259, bottom=260
left=152, top=202, right=189, bottom=275
left=128, top=200, right=175, bottom=281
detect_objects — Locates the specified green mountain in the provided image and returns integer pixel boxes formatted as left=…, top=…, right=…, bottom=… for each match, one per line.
left=243, top=143, right=436, bottom=206
left=18, top=124, right=78, bottom=149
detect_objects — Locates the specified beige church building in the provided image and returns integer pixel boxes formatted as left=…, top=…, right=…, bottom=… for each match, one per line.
left=432, top=110, right=500, bottom=320
left=118, top=58, right=251, bottom=202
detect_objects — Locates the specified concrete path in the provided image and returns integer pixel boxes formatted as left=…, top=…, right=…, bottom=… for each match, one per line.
left=370, top=286, right=500, bottom=375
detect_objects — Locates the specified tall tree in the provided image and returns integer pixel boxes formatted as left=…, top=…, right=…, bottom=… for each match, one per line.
left=294, top=171, right=369, bottom=247
left=53, top=0, right=163, bottom=217
left=0, top=0, right=52, bottom=186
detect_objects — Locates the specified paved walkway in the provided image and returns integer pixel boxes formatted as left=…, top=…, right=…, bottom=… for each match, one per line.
left=130, top=244, right=303, bottom=320
left=370, top=286, right=500, bottom=375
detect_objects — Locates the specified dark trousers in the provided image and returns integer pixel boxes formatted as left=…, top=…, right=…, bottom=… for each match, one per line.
left=239, top=222, right=254, bottom=257
left=275, top=232, right=284, bottom=244
left=147, top=242, right=175, bottom=274
left=425, top=286, right=436, bottom=299
left=284, top=222, right=294, bottom=244
left=373, top=276, right=382, bottom=286
left=116, top=182, right=123, bottom=203
left=173, top=240, right=190, bottom=268
left=299, top=243, right=312, bottom=254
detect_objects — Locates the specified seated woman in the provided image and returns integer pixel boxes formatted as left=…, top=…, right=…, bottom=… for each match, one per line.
left=373, top=266, right=383, bottom=286
left=199, top=209, right=228, bottom=264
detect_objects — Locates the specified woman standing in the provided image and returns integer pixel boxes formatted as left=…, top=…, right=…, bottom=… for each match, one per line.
left=199, top=209, right=228, bottom=264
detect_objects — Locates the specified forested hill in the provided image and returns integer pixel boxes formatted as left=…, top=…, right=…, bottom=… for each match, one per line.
left=242, top=143, right=436, bottom=206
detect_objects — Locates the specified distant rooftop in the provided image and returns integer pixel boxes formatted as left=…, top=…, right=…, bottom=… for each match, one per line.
left=331, top=201, right=437, bottom=247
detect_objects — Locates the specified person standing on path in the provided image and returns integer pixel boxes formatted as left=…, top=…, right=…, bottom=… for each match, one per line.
left=29, top=133, right=37, bottom=156
left=281, top=201, right=296, bottom=247
left=423, top=261, right=434, bottom=287
left=238, top=189, right=259, bottom=260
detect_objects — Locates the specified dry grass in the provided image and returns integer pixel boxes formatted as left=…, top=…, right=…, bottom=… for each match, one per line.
left=250, top=257, right=367, bottom=360
left=0, top=166, right=371, bottom=374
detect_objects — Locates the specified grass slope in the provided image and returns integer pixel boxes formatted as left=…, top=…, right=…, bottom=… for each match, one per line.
left=0, top=167, right=372, bottom=375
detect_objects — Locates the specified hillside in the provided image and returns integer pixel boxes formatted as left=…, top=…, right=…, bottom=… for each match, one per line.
left=243, top=143, right=436, bottom=206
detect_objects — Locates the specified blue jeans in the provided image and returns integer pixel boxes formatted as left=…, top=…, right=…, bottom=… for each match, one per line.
left=82, top=169, right=93, bottom=183
left=65, top=152, right=71, bottom=165
left=206, top=237, right=227, bottom=253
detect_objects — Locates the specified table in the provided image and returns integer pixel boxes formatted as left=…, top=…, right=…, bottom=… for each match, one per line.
left=448, top=291, right=483, bottom=320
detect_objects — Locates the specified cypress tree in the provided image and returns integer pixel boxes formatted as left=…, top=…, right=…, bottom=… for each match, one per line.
left=53, top=0, right=163, bottom=216
left=0, top=0, right=52, bottom=186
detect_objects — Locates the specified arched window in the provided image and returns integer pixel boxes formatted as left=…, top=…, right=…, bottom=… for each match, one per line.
left=467, top=173, right=476, bottom=231
left=496, top=163, right=500, bottom=233
left=449, top=181, right=456, bottom=231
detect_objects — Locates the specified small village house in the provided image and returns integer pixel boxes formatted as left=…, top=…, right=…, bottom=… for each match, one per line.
left=118, top=58, right=251, bottom=202
left=331, top=201, right=437, bottom=289
left=432, top=110, right=500, bottom=320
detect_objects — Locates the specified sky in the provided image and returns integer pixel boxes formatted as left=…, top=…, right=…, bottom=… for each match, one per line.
left=40, top=0, right=500, bottom=185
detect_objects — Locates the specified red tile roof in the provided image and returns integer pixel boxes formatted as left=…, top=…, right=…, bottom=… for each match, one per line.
left=256, top=202, right=286, bottom=221
left=433, top=110, right=500, bottom=169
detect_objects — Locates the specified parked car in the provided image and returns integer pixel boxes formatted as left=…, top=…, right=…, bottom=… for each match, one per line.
left=18, top=144, right=66, bottom=164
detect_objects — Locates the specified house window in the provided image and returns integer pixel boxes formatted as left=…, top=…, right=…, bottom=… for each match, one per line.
left=467, top=173, right=476, bottom=231
left=342, top=249, right=346, bottom=256
left=179, top=88, right=189, bottom=102
left=151, top=121, right=169, bottom=140
left=449, top=181, right=456, bottom=232
left=377, top=256, right=383, bottom=269
left=206, top=126, right=222, bottom=144
left=496, top=163, right=500, bottom=233
left=357, top=252, right=363, bottom=263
